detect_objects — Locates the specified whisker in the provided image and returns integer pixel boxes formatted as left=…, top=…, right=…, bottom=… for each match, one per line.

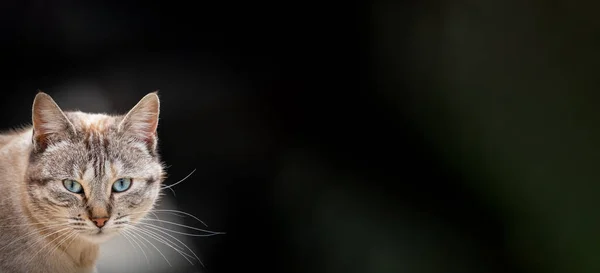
left=139, top=218, right=223, bottom=235
left=149, top=212, right=160, bottom=220
left=66, top=231, right=80, bottom=247
left=0, top=223, right=71, bottom=253
left=141, top=223, right=204, bottom=267
left=126, top=229, right=150, bottom=250
left=21, top=228, right=72, bottom=268
left=138, top=222, right=220, bottom=237
left=127, top=224, right=195, bottom=264
left=119, top=231, right=140, bottom=258
left=125, top=226, right=172, bottom=267
left=166, top=187, right=176, bottom=197
left=46, top=231, right=77, bottom=262
left=131, top=225, right=186, bottom=252
left=125, top=208, right=214, bottom=231
left=150, top=210, right=209, bottom=227
left=121, top=230, right=150, bottom=265
left=0, top=221, right=66, bottom=228
left=147, top=211, right=166, bottom=228
left=160, top=169, right=197, bottom=194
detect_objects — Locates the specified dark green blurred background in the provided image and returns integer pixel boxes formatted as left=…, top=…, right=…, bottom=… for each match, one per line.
left=1, top=0, right=600, bottom=272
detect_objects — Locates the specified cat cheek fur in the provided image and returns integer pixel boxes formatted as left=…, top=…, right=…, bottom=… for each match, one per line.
left=26, top=183, right=81, bottom=222
left=116, top=185, right=161, bottom=221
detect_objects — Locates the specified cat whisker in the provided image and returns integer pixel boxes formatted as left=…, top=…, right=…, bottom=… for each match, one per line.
left=126, top=228, right=149, bottom=249
left=127, top=225, right=192, bottom=261
left=62, top=232, right=80, bottom=256
left=21, top=228, right=73, bottom=268
left=0, top=216, right=71, bottom=223
left=0, top=215, right=75, bottom=223
left=125, top=208, right=208, bottom=230
left=165, top=187, right=176, bottom=197
left=0, top=223, right=71, bottom=253
left=46, top=231, right=78, bottom=263
left=139, top=218, right=224, bottom=235
left=127, top=224, right=187, bottom=253
left=160, top=168, right=197, bottom=196
left=148, top=209, right=209, bottom=227
left=31, top=230, right=73, bottom=263
left=149, top=211, right=162, bottom=223
left=138, top=222, right=220, bottom=238
left=124, top=226, right=172, bottom=267
left=126, top=224, right=195, bottom=265
left=139, top=223, right=204, bottom=266
left=0, top=215, right=42, bottom=221
left=119, top=230, right=148, bottom=264
left=122, top=229, right=150, bottom=265
left=0, top=221, right=65, bottom=228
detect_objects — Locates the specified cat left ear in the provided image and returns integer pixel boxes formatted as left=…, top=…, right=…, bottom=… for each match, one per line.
left=119, top=92, right=160, bottom=152
left=31, top=91, right=75, bottom=151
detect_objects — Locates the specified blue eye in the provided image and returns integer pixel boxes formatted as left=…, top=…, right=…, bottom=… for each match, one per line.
left=63, top=179, right=83, bottom=193
left=112, top=178, right=132, bottom=192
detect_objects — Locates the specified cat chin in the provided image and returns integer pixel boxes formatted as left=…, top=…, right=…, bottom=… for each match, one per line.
left=80, top=230, right=118, bottom=244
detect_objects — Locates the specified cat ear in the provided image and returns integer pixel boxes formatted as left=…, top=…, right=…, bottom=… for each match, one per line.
left=31, top=91, right=75, bottom=150
left=118, top=92, right=160, bottom=152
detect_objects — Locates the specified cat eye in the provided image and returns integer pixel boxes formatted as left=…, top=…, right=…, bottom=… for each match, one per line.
left=112, top=178, right=132, bottom=192
left=63, top=179, right=83, bottom=194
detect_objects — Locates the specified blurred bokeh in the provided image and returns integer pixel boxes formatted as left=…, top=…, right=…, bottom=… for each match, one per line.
left=2, top=0, right=600, bottom=273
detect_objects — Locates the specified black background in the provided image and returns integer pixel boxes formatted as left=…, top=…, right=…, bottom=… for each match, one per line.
left=2, top=1, right=599, bottom=273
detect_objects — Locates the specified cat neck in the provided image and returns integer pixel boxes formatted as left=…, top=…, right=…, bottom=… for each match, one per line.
left=62, top=236, right=100, bottom=268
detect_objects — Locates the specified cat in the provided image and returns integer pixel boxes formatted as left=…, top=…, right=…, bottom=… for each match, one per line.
left=0, top=91, right=165, bottom=273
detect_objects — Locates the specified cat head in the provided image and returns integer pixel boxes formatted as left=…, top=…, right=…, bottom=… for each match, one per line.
left=25, top=92, right=165, bottom=244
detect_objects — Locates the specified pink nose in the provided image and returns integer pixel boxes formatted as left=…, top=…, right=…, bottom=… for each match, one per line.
left=92, top=217, right=109, bottom=228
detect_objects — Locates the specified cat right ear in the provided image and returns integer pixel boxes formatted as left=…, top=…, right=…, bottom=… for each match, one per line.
left=118, top=92, right=160, bottom=152
left=31, top=91, right=75, bottom=151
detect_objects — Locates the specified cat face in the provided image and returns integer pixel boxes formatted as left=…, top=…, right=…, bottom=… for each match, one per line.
left=25, top=92, right=165, bottom=243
